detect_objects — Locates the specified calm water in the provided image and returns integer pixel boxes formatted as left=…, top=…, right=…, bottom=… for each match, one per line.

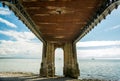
left=78, top=59, right=120, bottom=80
left=0, top=58, right=120, bottom=80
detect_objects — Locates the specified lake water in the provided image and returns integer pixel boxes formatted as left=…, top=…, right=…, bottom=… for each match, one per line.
left=0, top=58, right=120, bottom=80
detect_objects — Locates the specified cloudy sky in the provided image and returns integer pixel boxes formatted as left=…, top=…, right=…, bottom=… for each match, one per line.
left=0, top=3, right=42, bottom=58
left=77, top=5, right=120, bottom=59
left=0, top=3, right=120, bottom=59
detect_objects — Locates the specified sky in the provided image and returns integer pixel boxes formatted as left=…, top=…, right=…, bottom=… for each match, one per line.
left=0, top=3, right=120, bottom=59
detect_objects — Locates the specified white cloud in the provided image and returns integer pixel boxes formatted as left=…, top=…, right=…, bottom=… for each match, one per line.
left=77, top=41, right=120, bottom=47
left=0, top=40, right=42, bottom=58
left=104, top=25, right=120, bottom=31
left=0, top=17, right=17, bottom=28
left=77, top=47, right=120, bottom=58
left=0, top=30, right=42, bottom=57
left=76, top=41, right=120, bottom=58
left=55, top=48, right=64, bottom=59
left=0, top=7, right=11, bottom=15
left=0, top=30, right=36, bottom=41
left=111, top=25, right=120, bottom=30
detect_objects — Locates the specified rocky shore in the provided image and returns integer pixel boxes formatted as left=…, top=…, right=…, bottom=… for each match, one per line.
left=0, top=72, right=110, bottom=81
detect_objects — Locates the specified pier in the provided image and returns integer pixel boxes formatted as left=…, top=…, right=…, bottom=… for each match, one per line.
left=0, top=0, right=119, bottom=79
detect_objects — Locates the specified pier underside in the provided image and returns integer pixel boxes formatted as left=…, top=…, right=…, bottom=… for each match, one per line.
left=40, top=42, right=79, bottom=78
left=1, top=0, right=119, bottom=78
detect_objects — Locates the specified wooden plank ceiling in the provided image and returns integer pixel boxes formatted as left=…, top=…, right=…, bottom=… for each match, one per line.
left=20, top=0, right=104, bottom=43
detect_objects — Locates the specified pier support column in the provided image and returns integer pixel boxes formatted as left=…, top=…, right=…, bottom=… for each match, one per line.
left=40, top=42, right=55, bottom=77
left=63, top=42, right=80, bottom=78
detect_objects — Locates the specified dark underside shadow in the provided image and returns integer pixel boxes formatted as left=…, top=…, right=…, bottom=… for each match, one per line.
left=0, top=76, right=75, bottom=81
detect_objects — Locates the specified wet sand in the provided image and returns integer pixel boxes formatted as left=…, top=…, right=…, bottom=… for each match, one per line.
left=0, top=72, right=107, bottom=81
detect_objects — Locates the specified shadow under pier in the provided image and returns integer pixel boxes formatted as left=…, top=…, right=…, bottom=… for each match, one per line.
left=0, top=75, right=76, bottom=81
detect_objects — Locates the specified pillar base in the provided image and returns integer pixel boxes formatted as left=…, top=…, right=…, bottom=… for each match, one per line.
left=40, top=62, right=48, bottom=77
left=64, top=64, right=80, bottom=78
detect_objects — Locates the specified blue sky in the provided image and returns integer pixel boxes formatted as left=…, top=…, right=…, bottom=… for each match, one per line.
left=0, top=3, right=42, bottom=58
left=77, top=5, right=120, bottom=59
left=0, top=3, right=120, bottom=59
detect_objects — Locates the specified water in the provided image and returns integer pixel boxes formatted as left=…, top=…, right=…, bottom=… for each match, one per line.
left=78, top=59, right=120, bottom=80
left=0, top=59, right=41, bottom=74
left=0, top=58, right=120, bottom=80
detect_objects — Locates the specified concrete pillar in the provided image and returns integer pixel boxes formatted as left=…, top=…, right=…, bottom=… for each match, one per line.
left=63, top=42, right=80, bottom=78
left=40, top=41, right=79, bottom=78
left=40, top=42, right=55, bottom=77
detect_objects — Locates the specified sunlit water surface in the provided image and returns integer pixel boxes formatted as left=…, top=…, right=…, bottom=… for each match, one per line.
left=0, top=59, right=120, bottom=80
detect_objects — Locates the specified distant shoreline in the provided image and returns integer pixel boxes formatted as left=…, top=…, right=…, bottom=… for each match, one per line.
left=0, top=57, right=41, bottom=59
left=1, top=57, right=120, bottom=60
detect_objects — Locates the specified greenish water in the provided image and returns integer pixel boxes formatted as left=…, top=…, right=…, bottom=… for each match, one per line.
left=78, top=59, right=120, bottom=80
left=0, top=58, right=120, bottom=80
left=0, top=59, right=41, bottom=73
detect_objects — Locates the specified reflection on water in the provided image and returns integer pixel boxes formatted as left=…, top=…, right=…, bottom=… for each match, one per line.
left=0, top=59, right=41, bottom=74
left=78, top=59, right=120, bottom=80
left=0, top=58, right=120, bottom=80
